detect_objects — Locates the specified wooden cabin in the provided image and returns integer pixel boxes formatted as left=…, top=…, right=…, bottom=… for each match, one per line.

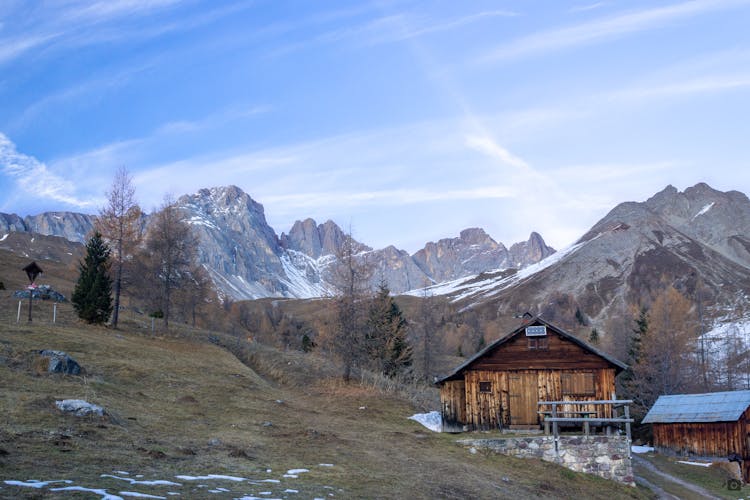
left=642, top=390, right=750, bottom=481
left=436, top=316, right=627, bottom=431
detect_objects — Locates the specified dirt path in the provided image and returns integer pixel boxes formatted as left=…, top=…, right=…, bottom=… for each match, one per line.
left=632, top=455, right=722, bottom=500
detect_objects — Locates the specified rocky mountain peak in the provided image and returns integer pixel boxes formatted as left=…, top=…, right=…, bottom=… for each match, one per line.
left=281, top=218, right=324, bottom=258
left=508, top=232, right=555, bottom=268
left=458, top=227, right=496, bottom=246
left=281, top=218, right=371, bottom=259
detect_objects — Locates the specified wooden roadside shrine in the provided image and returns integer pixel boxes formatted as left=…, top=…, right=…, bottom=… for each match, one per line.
left=436, top=316, right=627, bottom=431
left=643, top=390, right=750, bottom=481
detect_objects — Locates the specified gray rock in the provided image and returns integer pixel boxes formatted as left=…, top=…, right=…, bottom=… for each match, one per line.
left=55, top=399, right=104, bottom=416
left=23, top=212, right=94, bottom=244
left=39, top=350, right=81, bottom=375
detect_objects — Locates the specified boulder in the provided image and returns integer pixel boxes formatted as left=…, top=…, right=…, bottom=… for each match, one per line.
left=55, top=399, right=105, bottom=417
left=38, top=350, right=81, bottom=375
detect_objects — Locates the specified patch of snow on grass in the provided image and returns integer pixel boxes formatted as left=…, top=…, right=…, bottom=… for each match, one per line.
left=175, top=475, right=247, bottom=482
left=318, top=464, right=334, bottom=467
left=409, top=411, right=442, bottom=432
left=4, top=479, right=72, bottom=488
left=677, top=460, right=711, bottom=467
left=0, top=233, right=8, bottom=241
left=286, top=469, right=309, bottom=475
left=120, top=492, right=167, bottom=499
left=631, top=445, right=654, bottom=454
left=101, top=474, right=181, bottom=486
left=50, top=485, right=123, bottom=499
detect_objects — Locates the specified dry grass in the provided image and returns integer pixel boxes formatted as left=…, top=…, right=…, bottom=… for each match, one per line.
left=0, top=295, right=653, bottom=499
left=634, top=453, right=747, bottom=500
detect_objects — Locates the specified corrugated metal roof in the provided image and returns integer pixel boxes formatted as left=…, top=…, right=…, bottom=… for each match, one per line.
left=642, top=390, right=750, bottom=423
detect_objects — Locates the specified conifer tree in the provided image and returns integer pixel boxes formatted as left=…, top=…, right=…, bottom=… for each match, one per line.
left=72, top=232, right=113, bottom=324
left=366, top=281, right=412, bottom=377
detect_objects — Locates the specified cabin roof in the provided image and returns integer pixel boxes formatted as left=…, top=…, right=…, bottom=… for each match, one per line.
left=435, top=315, right=628, bottom=384
left=642, top=390, right=750, bottom=424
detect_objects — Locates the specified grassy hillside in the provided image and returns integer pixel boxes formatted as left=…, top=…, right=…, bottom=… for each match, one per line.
left=0, top=244, right=651, bottom=498
left=0, top=303, right=652, bottom=499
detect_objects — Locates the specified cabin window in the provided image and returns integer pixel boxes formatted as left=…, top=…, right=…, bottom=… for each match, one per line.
left=562, top=372, right=596, bottom=396
left=479, top=381, right=492, bottom=393
left=527, top=337, right=549, bottom=350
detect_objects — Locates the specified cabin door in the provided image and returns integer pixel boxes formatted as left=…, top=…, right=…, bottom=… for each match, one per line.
left=508, top=372, right=539, bottom=426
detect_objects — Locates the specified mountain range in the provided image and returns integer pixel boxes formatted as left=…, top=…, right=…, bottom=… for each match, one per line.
left=5, top=182, right=750, bottom=337
left=421, top=183, right=750, bottom=330
left=0, top=185, right=555, bottom=299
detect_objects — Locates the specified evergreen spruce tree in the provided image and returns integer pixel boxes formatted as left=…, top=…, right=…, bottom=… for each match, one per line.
left=588, top=328, right=599, bottom=344
left=72, top=232, right=113, bottom=324
left=366, top=281, right=413, bottom=377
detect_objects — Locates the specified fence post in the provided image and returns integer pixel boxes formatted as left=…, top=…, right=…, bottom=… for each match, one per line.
left=552, top=402, right=559, bottom=451
left=624, top=404, right=632, bottom=456
left=17, top=300, right=21, bottom=323
left=53, top=302, right=57, bottom=324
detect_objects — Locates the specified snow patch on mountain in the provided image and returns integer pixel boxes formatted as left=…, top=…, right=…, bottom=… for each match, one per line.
left=205, top=267, right=283, bottom=300
left=693, top=202, right=715, bottom=219
left=406, top=238, right=591, bottom=306
left=186, top=215, right=220, bottom=231
left=279, top=251, right=332, bottom=298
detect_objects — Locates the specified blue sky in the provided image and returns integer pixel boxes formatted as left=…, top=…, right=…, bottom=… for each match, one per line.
left=1, top=0, right=749, bottom=253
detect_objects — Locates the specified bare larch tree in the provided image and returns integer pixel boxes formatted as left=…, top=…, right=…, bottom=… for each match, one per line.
left=96, top=166, right=142, bottom=329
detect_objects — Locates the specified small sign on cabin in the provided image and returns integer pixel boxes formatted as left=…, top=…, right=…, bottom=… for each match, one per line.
left=525, top=325, right=547, bottom=336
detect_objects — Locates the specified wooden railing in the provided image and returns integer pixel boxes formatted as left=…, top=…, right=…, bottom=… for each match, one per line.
left=537, top=399, right=634, bottom=443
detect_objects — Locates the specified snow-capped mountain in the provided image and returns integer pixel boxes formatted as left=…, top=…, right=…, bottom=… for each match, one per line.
left=1, top=185, right=555, bottom=299
left=421, top=183, right=750, bottom=332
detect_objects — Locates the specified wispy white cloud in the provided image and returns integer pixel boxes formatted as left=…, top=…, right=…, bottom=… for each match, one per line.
left=0, top=133, right=96, bottom=208
left=551, top=161, right=676, bottom=181
left=153, top=105, right=270, bottom=135
left=261, top=186, right=517, bottom=212
left=363, top=9, right=518, bottom=45
left=271, top=9, right=516, bottom=57
left=569, top=2, right=609, bottom=13
left=58, top=0, right=184, bottom=25
left=478, top=0, right=750, bottom=64
left=43, top=105, right=272, bottom=206
left=464, top=134, right=530, bottom=170
left=10, top=60, right=158, bottom=133
left=609, top=73, right=750, bottom=101
left=0, top=33, right=59, bottom=65
left=0, top=0, right=237, bottom=68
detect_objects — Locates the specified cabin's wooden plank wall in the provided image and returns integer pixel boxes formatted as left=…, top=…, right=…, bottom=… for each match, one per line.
left=451, top=368, right=618, bottom=429
left=440, top=380, right=466, bottom=430
left=652, top=408, right=750, bottom=481
left=471, top=333, right=612, bottom=371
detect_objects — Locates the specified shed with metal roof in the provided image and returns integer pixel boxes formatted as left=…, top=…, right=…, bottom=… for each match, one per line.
left=642, top=390, right=750, bottom=481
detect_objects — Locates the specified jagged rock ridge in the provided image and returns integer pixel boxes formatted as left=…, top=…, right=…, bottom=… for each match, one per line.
left=1, top=185, right=556, bottom=300
left=428, top=183, right=750, bottom=332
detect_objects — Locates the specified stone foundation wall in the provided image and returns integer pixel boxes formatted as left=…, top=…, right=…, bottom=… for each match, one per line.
left=458, top=436, right=634, bottom=486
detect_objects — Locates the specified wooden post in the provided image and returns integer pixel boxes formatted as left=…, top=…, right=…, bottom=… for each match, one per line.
left=552, top=402, right=559, bottom=451
left=624, top=404, right=632, bottom=455
left=53, top=303, right=57, bottom=324
left=17, top=300, right=21, bottom=323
